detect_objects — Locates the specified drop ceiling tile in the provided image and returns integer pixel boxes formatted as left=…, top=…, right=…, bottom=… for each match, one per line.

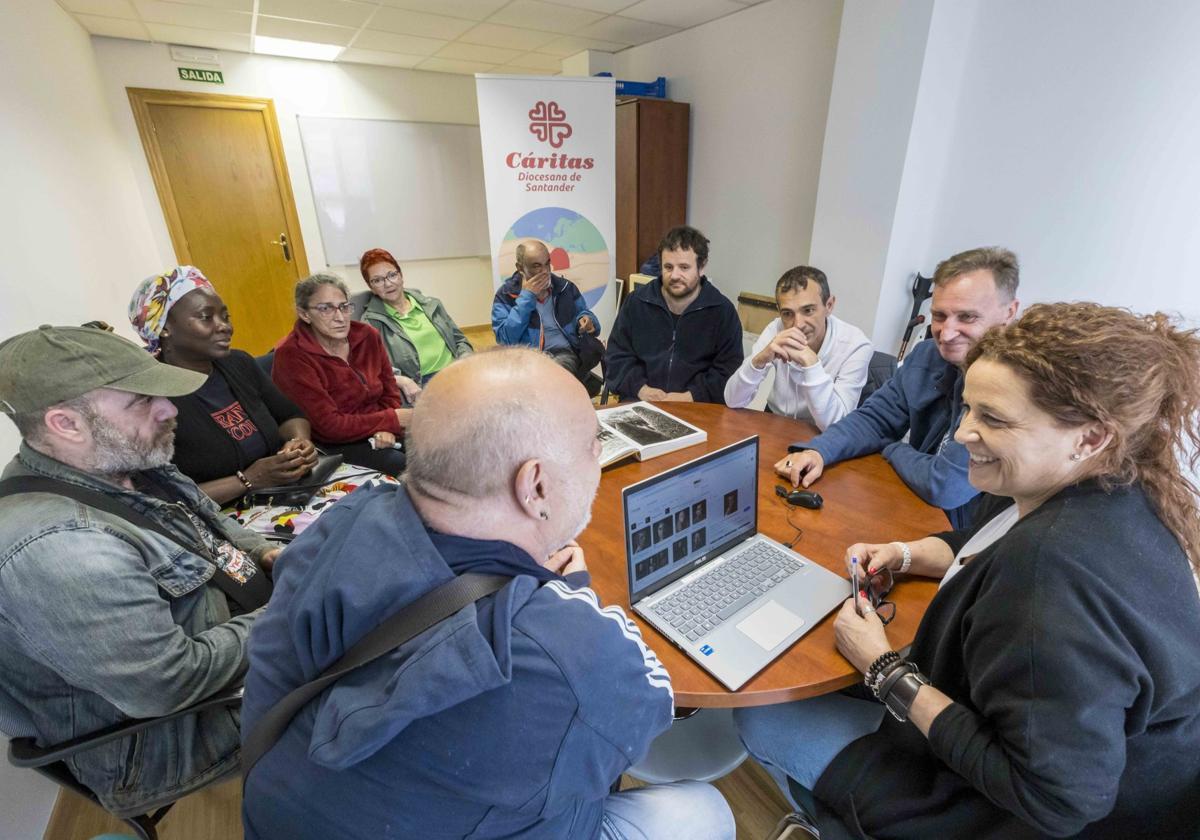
left=576, top=14, right=677, bottom=45
left=459, top=22, right=559, bottom=51
left=506, top=51, right=563, bottom=70
left=256, top=16, right=356, bottom=45
left=376, top=0, right=507, bottom=20
left=74, top=12, right=152, bottom=39
left=496, top=65, right=556, bottom=75
left=436, top=42, right=525, bottom=64
left=488, top=0, right=605, bottom=34
left=132, top=1, right=250, bottom=31
left=542, top=0, right=638, bottom=12
left=369, top=6, right=475, bottom=40
left=417, top=57, right=500, bottom=75
left=619, top=0, right=742, bottom=28
left=145, top=22, right=252, bottom=50
left=352, top=29, right=447, bottom=55
left=58, top=0, right=138, bottom=17
left=159, top=0, right=251, bottom=9
left=258, top=0, right=374, bottom=29
left=534, top=34, right=627, bottom=56
left=338, top=47, right=426, bottom=67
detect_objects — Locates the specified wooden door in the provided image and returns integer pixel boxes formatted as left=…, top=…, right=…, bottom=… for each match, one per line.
left=128, top=89, right=309, bottom=354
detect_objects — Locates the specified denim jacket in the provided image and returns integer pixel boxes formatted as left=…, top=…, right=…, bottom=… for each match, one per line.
left=0, top=443, right=272, bottom=818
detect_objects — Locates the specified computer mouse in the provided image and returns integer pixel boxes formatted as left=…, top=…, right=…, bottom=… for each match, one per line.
left=775, top=485, right=824, bottom=509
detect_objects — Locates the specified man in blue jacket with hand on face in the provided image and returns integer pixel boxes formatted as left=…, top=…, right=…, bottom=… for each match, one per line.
left=492, top=239, right=601, bottom=384
left=776, top=247, right=1020, bottom=529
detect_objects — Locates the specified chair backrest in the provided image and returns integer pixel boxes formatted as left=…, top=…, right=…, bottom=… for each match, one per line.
left=736, top=292, right=777, bottom=335
left=858, top=351, right=898, bottom=407
left=349, top=290, right=373, bottom=321
left=255, top=350, right=274, bottom=378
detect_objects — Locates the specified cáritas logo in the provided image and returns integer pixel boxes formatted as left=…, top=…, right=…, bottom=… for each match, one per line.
left=528, top=100, right=572, bottom=148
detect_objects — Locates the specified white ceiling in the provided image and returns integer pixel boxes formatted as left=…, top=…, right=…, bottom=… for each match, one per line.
left=56, top=0, right=767, bottom=75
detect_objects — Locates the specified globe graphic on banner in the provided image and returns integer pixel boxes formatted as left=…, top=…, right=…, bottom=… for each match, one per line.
left=500, top=207, right=610, bottom=308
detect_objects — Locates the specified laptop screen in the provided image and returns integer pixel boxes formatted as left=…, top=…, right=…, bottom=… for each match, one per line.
left=623, top=436, right=759, bottom=601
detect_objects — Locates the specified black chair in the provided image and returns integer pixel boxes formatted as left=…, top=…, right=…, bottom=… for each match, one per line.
left=6, top=685, right=244, bottom=840
left=857, top=351, right=898, bottom=407
left=255, top=349, right=274, bottom=377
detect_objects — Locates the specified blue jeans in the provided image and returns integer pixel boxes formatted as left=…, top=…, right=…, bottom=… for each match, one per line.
left=599, top=780, right=735, bottom=840
left=733, top=693, right=885, bottom=802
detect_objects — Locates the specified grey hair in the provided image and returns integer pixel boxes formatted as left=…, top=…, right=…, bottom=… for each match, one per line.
left=7, top=394, right=93, bottom=444
left=404, top=348, right=573, bottom=499
left=294, top=273, right=350, bottom=309
left=933, top=247, right=1020, bottom=300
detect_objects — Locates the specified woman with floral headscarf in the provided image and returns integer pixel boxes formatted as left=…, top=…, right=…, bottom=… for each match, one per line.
left=129, top=266, right=319, bottom=504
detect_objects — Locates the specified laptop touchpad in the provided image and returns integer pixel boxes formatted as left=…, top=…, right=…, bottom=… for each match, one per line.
left=736, top=600, right=804, bottom=650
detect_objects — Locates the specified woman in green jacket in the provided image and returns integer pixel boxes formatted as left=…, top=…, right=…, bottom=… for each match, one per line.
left=358, top=247, right=473, bottom=403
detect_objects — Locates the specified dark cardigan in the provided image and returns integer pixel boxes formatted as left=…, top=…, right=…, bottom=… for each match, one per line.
left=813, top=482, right=1200, bottom=839
left=169, top=350, right=304, bottom=484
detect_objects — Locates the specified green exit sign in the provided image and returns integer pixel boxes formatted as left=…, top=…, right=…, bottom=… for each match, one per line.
left=178, top=67, right=224, bottom=84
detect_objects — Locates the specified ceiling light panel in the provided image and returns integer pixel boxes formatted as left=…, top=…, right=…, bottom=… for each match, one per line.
left=254, top=34, right=344, bottom=59
left=256, top=16, right=356, bottom=45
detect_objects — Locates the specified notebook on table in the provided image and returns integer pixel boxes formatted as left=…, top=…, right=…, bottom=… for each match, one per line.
left=623, top=436, right=848, bottom=690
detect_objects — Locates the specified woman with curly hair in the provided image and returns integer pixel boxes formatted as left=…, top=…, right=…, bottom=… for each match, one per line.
left=737, top=302, right=1200, bottom=839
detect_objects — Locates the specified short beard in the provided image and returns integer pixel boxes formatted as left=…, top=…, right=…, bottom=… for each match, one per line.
left=79, top=404, right=176, bottom=480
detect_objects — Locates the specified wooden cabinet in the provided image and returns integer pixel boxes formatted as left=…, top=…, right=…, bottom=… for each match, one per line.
left=616, top=97, right=690, bottom=281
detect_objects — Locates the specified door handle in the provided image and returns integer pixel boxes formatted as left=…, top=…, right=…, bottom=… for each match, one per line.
left=270, top=233, right=291, bottom=262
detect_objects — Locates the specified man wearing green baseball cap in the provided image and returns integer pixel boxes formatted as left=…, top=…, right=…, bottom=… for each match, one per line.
left=0, top=325, right=281, bottom=819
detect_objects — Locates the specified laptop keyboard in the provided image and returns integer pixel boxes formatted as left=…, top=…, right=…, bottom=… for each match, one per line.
left=651, top=542, right=805, bottom=642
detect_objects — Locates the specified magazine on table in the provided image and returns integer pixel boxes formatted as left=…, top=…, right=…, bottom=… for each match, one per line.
left=596, top=402, right=707, bottom=468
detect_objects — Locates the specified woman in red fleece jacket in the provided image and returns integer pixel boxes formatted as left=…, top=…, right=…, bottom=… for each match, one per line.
left=272, top=274, right=408, bottom=475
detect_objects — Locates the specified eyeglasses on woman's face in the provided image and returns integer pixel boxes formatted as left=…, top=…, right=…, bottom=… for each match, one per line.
left=367, top=270, right=402, bottom=288
left=307, top=302, right=354, bottom=317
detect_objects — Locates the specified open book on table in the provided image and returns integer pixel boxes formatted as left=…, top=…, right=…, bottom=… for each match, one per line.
left=596, top=402, right=707, bottom=468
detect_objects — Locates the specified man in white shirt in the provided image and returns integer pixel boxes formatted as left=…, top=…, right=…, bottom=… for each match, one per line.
left=724, top=266, right=872, bottom=430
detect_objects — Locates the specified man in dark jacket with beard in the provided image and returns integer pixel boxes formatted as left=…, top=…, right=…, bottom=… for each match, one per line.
left=605, top=226, right=743, bottom=404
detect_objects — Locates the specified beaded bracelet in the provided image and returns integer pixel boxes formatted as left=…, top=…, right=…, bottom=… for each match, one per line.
left=864, top=650, right=900, bottom=691
left=891, top=541, right=912, bottom=574
left=236, top=470, right=254, bottom=491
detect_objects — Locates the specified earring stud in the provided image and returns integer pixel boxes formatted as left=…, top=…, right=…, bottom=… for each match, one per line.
left=1070, top=453, right=1083, bottom=461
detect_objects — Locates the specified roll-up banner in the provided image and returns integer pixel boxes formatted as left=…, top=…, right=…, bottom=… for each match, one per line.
left=475, top=74, right=617, bottom=340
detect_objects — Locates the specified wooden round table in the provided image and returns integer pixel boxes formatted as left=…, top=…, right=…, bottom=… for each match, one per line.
left=577, top=402, right=947, bottom=708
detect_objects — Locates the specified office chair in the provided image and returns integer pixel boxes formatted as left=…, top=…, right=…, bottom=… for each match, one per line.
left=857, top=351, right=898, bottom=407
left=6, top=685, right=244, bottom=840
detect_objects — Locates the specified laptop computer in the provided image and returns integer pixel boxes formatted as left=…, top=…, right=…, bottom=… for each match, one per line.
left=623, top=436, right=849, bottom=690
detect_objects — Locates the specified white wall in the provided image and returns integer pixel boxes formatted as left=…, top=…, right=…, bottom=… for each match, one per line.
left=90, top=38, right=495, bottom=327
left=807, top=0, right=934, bottom=345
left=0, top=2, right=138, bottom=833
left=614, top=0, right=843, bottom=299
left=864, top=0, right=1200, bottom=353
left=0, top=6, right=163, bottom=471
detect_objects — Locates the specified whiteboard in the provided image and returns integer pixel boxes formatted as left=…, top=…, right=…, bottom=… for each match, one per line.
left=297, top=116, right=489, bottom=265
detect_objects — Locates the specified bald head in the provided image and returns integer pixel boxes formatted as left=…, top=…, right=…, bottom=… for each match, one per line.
left=515, top=240, right=550, bottom=273
left=404, top=347, right=595, bottom=499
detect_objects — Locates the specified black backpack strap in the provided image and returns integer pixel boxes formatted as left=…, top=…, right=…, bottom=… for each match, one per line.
left=240, top=572, right=509, bottom=776
left=0, top=475, right=269, bottom=612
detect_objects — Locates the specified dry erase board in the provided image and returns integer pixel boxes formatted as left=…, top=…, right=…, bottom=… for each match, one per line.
left=297, top=115, right=489, bottom=265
